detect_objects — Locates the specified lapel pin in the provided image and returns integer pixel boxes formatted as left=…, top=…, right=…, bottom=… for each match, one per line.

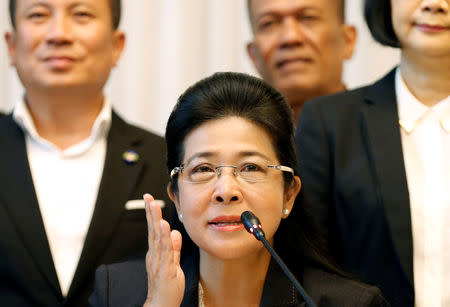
left=123, top=150, right=139, bottom=165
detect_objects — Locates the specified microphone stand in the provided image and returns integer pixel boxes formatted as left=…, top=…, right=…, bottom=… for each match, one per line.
left=241, top=211, right=317, bottom=307
left=259, top=235, right=317, bottom=307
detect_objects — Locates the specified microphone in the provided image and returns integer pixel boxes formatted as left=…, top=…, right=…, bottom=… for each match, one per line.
left=241, top=211, right=265, bottom=240
left=241, top=211, right=317, bottom=307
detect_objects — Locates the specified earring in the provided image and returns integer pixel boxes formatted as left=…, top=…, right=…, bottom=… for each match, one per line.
left=178, top=213, right=183, bottom=221
left=283, top=208, right=290, bottom=215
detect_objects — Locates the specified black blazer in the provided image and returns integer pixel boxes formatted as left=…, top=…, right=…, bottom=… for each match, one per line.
left=0, top=112, right=176, bottom=306
left=89, top=249, right=387, bottom=307
left=295, top=69, right=414, bottom=306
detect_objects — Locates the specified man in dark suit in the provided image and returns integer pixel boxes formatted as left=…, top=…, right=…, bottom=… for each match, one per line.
left=0, top=0, right=175, bottom=306
left=295, top=70, right=414, bottom=306
left=246, top=0, right=357, bottom=122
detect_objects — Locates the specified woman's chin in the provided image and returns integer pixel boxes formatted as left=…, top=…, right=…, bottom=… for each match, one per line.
left=199, top=240, right=264, bottom=261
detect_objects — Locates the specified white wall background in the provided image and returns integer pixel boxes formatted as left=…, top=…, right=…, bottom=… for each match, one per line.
left=0, top=0, right=399, bottom=136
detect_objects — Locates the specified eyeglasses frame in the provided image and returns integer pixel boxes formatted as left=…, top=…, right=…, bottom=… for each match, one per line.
left=169, top=163, right=294, bottom=183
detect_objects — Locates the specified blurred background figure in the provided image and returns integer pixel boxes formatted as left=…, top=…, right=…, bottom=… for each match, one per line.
left=0, top=1, right=400, bottom=135
left=296, top=0, right=450, bottom=306
left=246, top=0, right=357, bottom=121
left=0, top=0, right=174, bottom=305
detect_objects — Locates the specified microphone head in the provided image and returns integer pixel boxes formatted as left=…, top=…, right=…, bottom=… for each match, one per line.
left=241, top=211, right=265, bottom=241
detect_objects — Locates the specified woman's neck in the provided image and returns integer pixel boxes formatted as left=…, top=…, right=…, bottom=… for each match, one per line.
left=399, top=51, right=450, bottom=107
left=199, top=248, right=272, bottom=307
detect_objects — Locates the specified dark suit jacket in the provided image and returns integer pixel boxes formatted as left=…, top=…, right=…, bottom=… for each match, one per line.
left=295, top=69, right=414, bottom=306
left=89, top=248, right=387, bottom=307
left=0, top=111, right=176, bottom=306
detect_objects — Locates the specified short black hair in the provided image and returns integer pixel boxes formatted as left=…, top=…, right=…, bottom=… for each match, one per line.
left=247, top=0, right=347, bottom=28
left=364, top=0, right=400, bottom=47
left=9, top=0, right=121, bottom=29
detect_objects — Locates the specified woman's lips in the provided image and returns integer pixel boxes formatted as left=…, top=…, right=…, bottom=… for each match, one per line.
left=209, top=223, right=244, bottom=232
left=208, top=215, right=244, bottom=232
left=415, top=23, right=449, bottom=33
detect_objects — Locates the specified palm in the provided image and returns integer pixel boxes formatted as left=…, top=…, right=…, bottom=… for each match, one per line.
left=143, top=194, right=185, bottom=307
left=172, top=252, right=185, bottom=303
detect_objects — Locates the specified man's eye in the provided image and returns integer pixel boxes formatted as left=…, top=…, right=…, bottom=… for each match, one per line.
left=298, top=15, right=319, bottom=22
left=260, top=21, right=273, bottom=28
left=257, top=19, right=278, bottom=31
left=74, top=11, right=93, bottom=19
left=28, top=12, right=47, bottom=20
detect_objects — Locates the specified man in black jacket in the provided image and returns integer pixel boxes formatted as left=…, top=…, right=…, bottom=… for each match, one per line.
left=0, top=0, right=175, bottom=306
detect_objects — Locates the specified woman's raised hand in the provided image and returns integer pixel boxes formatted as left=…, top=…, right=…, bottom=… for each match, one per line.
left=143, top=194, right=184, bottom=307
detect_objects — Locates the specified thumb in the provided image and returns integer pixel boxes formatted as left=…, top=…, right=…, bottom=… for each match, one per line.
left=170, top=230, right=182, bottom=265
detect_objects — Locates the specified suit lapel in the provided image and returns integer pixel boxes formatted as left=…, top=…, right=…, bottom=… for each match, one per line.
left=68, top=112, right=145, bottom=297
left=0, top=116, right=62, bottom=299
left=361, top=69, right=413, bottom=284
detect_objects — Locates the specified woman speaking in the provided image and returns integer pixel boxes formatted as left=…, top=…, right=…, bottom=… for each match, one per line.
left=89, top=72, right=386, bottom=306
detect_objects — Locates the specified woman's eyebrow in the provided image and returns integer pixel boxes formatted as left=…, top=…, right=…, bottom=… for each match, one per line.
left=184, top=151, right=273, bottom=165
left=184, top=152, right=215, bottom=165
left=236, top=151, right=272, bottom=161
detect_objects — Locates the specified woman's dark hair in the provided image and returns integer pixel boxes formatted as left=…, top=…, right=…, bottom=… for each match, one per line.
left=166, top=72, right=296, bottom=191
left=166, top=72, right=345, bottom=277
left=364, top=0, right=400, bottom=48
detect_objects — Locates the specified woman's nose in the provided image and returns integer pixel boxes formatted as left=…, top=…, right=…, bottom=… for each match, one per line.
left=211, top=167, right=243, bottom=204
left=420, top=0, right=448, bottom=14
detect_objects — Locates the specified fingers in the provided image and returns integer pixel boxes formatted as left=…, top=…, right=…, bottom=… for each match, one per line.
left=144, top=193, right=162, bottom=249
left=145, top=224, right=186, bottom=307
left=159, top=220, right=174, bottom=266
left=144, top=198, right=185, bottom=306
left=170, top=230, right=183, bottom=265
left=145, top=193, right=178, bottom=267
left=144, top=193, right=155, bottom=245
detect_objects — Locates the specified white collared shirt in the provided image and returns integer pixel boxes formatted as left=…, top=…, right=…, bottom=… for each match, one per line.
left=396, top=68, right=450, bottom=307
left=13, top=98, right=111, bottom=297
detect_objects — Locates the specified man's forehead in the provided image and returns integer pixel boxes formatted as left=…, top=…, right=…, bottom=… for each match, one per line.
left=249, top=0, right=340, bottom=20
left=15, top=0, right=106, bottom=9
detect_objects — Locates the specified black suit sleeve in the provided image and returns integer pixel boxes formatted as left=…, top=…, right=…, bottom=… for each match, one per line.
left=89, top=265, right=108, bottom=307
left=295, top=100, right=339, bottom=257
left=366, top=287, right=390, bottom=307
left=89, top=260, right=148, bottom=307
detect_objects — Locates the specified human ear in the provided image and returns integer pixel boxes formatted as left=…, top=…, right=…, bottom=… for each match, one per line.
left=167, top=184, right=182, bottom=221
left=341, top=24, right=357, bottom=60
left=246, top=42, right=263, bottom=75
left=282, top=176, right=301, bottom=218
left=111, top=30, right=125, bottom=66
left=5, top=32, right=17, bottom=66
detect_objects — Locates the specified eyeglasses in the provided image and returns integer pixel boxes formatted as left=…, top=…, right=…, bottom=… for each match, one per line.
left=170, top=160, right=294, bottom=184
